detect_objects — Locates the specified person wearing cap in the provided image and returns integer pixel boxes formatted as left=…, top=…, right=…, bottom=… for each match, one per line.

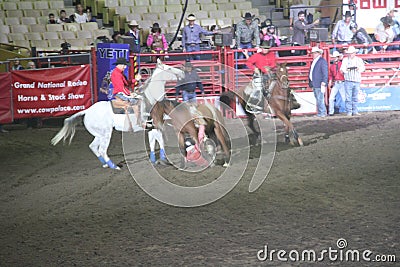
left=328, top=51, right=345, bottom=116
left=110, top=57, right=143, bottom=131
left=386, top=8, right=400, bottom=42
left=259, top=22, right=281, bottom=47
left=236, top=12, right=260, bottom=59
left=293, top=11, right=319, bottom=45
left=147, top=23, right=168, bottom=63
left=126, top=20, right=141, bottom=54
left=175, top=61, right=204, bottom=103
left=332, top=11, right=354, bottom=45
left=182, top=14, right=215, bottom=60
left=243, top=45, right=276, bottom=97
left=340, top=46, right=365, bottom=116
left=309, top=47, right=328, bottom=117
left=350, top=23, right=373, bottom=54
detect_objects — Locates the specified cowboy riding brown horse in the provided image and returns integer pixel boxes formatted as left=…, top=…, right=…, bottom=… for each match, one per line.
left=220, top=63, right=303, bottom=146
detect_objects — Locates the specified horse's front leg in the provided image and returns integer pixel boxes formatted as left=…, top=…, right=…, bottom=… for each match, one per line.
left=214, top=123, right=230, bottom=167
left=178, top=131, right=187, bottom=170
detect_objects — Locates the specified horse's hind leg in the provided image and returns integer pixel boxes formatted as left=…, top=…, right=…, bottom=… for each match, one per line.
left=98, top=133, right=120, bottom=170
left=214, top=123, right=230, bottom=167
left=89, top=136, right=108, bottom=167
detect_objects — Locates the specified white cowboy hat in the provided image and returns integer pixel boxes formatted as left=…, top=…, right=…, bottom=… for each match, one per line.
left=187, top=14, right=196, bottom=21
left=330, top=51, right=342, bottom=57
left=311, top=46, right=323, bottom=53
left=129, top=20, right=139, bottom=26
left=345, top=46, right=359, bottom=54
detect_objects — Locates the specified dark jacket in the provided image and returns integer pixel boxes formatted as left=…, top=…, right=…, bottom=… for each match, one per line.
left=175, top=70, right=204, bottom=96
left=309, top=56, right=328, bottom=88
left=125, top=31, right=141, bottom=53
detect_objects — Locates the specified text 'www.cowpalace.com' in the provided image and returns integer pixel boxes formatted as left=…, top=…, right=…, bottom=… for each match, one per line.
left=257, top=238, right=397, bottom=263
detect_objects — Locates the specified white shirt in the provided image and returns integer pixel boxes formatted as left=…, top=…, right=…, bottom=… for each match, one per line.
left=74, top=13, right=88, bottom=23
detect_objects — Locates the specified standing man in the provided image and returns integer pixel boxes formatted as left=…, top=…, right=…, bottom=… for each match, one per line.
left=182, top=14, right=215, bottom=60
left=236, top=12, right=260, bottom=59
left=175, top=61, right=204, bottom=103
left=331, top=11, right=354, bottom=45
left=110, top=57, right=143, bottom=131
left=328, top=51, right=346, bottom=116
left=309, top=47, right=328, bottom=117
left=126, top=20, right=141, bottom=54
left=293, top=11, right=319, bottom=45
left=340, top=46, right=365, bottom=116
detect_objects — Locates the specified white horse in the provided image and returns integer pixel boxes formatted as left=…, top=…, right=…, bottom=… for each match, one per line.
left=51, top=59, right=184, bottom=170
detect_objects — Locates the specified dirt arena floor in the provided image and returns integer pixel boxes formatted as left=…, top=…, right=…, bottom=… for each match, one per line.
left=0, top=111, right=399, bottom=266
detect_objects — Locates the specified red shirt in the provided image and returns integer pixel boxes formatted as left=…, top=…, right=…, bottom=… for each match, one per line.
left=245, top=52, right=276, bottom=73
left=329, top=61, right=345, bottom=82
left=111, top=67, right=130, bottom=95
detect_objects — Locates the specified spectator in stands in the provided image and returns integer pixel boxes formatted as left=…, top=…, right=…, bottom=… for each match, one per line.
left=331, top=11, right=354, bottom=45
left=289, top=0, right=307, bottom=31
left=126, top=20, right=141, bottom=54
left=340, top=46, right=365, bottom=116
left=236, top=12, right=260, bottom=59
left=350, top=23, right=373, bottom=54
left=12, top=59, right=24, bottom=70
left=147, top=23, right=168, bottom=63
left=374, top=16, right=396, bottom=52
left=26, top=61, right=36, bottom=69
left=293, top=11, right=319, bottom=45
left=48, top=13, right=57, bottom=24
left=386, top=7, right=400, bottom=40
left=317, top=0, right=333, bottom=30
left=110, top=57, right=143, bottom=131
left=86, top=7, right=96, bottom=22
left=260, top=23, right=281, bottom=47
left=328, top=51, right=345, bottom=116
left=182, top=14, right=216, bottom=60
left=73, top=4, right=88, bottom=23
left=111, top=32, right=121, bottom=43
left=175, top=61, right=204, bottom=103
left=309, top=46, right=328, bottom=118
left=57, top=10, right=71, bottom=24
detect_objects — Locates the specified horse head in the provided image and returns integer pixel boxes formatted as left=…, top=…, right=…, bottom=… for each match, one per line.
left=276, top=63, right=289, bottom=89
left=143, top=60, right=185, bottom=106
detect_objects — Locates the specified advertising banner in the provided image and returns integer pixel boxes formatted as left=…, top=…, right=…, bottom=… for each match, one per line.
left=96, top=43, right=130, bottom=101
left=0, top=73, right=12, bottom=123
left=358, top=86, right=400, bottom=112
left=12, top=65, right=92, bottom=119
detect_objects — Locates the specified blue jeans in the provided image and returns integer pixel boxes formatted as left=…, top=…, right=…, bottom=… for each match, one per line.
left=185, top=44, right=200, bottom=60
left=182, top=91, right=197, bottom=103
left=313, top=87, right=327, bottom=116
left=328, top=81, right=345, bottom=115
left=344, top=81, right=360, bottom=115
left=115, top=92, right=139, bottom=105
left=237, top=42, right=253, bottom=60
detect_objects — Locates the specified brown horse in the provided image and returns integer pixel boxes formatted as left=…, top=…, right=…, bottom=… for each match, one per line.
left=150, top=99, right=231, bottom=168
left=220, top=63, right=303, bottom=146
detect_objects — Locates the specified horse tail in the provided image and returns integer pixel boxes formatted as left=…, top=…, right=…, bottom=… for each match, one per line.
left=51, top=110, right=86, bottom=146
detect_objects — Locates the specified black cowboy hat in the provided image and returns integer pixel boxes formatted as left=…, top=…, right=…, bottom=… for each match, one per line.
left=113, top=57, right=131, bottom=66
left=243, top=12, right=255, bottom=20
left=151, top=22, right=160, bottom=29
left=260, top=22, right=267, bottom=29
left=344, top=11, right=352, bottom=18
left=381, top=16, right=394, bottom=26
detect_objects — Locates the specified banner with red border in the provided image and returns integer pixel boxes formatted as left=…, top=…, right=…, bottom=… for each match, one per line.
left=0, top=72, right=12, bottom=123
left=11, top=65, right=92, bottom=119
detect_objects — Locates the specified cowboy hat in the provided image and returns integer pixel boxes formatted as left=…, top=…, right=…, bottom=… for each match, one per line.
left=344, top=11, right=352, bottom=18
left=113, top=57, right=131, bottom=66
left=243, top=12, right=255, bottom=20
left=330, top=51, right=342, bottom=57
left=260, top=22, right=267, bottom=29
left=187, top=14, right=196, bottom=20
left=260, top=44, right=271, bottom=49
left=311, top=46, right=323, bottom=53
left=151, top=23, right=160, bottom=29
left=380, top=16, right=394, bottom=26
left=345, top=46, right=358, bottom=54
left=129, top=20, right=139, bottom=26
